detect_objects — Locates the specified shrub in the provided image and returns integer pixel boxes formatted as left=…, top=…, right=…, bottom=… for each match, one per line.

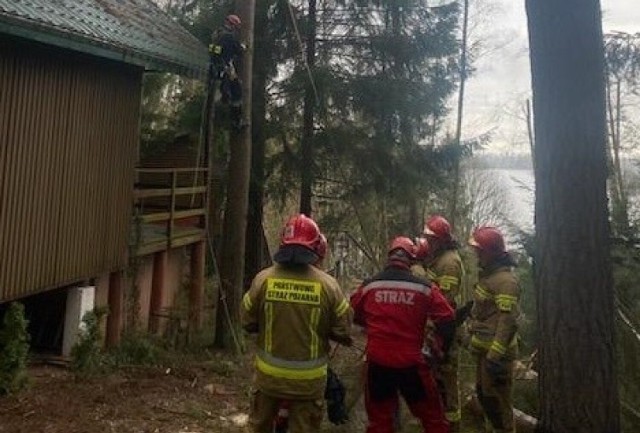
left=112, top=332, right=161, bottom=366
left=71, top=308, right=108, bottom=376
left=0, top=302, right=30, bottom=394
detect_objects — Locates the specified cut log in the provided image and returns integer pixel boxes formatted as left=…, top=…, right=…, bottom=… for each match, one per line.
left=463, top=394, right=538, bottom=432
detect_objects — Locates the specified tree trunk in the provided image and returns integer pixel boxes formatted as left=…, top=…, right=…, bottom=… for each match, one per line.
left=449, top=0, right=469, bottom=230
left=526, top=0, right=619, bottom=432
left=215, top=0, right=255, bottom=350
left=610, top=80, right=629, bottom=235
left=604, top=78, right=621, bottom=233
left=204, top=30, right=222, bottom=248
left=299, top=0, right=317, bottom=216
left=245, top=0, right=271, bottom=286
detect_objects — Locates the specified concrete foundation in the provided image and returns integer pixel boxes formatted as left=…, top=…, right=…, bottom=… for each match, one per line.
left=62, top=286, right=96, bottom=357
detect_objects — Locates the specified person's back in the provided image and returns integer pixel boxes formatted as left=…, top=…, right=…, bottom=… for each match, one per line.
left=245, top=262, right=351, bottom=398
left=353, top=266, right=448, bottom=368
left=210, top=15, right=243, bottom=67
left=241, top=214, right=352, bottom=433
left=208, top=14, right=246, bottom=129
left=351, top=237, right=454, bottom=433
left=214, top=29, right=241, bottom=64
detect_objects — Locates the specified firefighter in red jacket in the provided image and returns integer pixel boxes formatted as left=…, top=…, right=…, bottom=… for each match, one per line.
left=241, top=215, right=352, bottom=433
left=351, top=237, right=455, bottom=433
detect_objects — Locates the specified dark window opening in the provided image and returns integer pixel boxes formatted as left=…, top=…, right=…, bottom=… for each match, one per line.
left=0, top=287, right=68, bottom=355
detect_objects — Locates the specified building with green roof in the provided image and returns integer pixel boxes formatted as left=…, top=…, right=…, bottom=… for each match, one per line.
left=0, top=0, right=210, bottom=351
left=0, top=0, right=208, bottom=76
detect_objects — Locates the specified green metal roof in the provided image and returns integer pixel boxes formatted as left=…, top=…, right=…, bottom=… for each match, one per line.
left=0, top=0, right=208, bottom=78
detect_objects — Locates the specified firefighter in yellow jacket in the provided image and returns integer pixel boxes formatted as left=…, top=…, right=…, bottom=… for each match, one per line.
left=468, top=226, right=519, bottom=433
left=241, top=214, right=353, bottom=433
left=421, top=215, right=465, bottom=430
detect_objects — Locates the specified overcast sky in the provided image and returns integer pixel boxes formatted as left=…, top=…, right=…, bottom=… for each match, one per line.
left=461, top=0, right=640, bottom=153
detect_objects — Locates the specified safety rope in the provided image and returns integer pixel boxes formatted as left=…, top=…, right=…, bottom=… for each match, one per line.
left=285, top=0, right=320, bottom=105
left=185, top=28, right=244, bottom=358
left=207, top=234, right=244, bottom=357
left=189, top=81, right=208, bottom=208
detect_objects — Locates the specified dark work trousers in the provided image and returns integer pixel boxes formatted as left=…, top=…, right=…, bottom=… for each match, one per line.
left=475, top=355, right=515, bottom=433
left=364, top=360, right=449, bottom=433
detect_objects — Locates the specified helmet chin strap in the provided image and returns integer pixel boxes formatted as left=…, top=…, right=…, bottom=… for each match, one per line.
left=387, top=258, right=411, bottom=269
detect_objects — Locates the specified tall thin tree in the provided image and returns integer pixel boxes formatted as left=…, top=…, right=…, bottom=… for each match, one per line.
left=526, top=0, right=619, bottom=431
left=449, top=0, right=469, bottom=230
left=603, top=32, right=640, bottom=236
left=216, top=0, right=256, bottom=349
left=245, top=0, right=272, bottom=285
left=299, top=0, right=317, bottom=216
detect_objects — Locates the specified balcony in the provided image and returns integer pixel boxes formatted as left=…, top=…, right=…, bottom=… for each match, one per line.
left=132, top=167, right=208, bottom=256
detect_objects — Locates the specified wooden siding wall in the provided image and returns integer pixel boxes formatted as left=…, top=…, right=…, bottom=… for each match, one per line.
left=0, top=42, right=142, bottom=302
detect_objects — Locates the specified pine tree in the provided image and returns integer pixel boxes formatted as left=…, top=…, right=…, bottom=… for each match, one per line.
left=527, top=0, right=620, bottom=430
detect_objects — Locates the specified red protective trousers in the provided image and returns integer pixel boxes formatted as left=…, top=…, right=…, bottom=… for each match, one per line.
left=364, top=360, right=449, bottom=433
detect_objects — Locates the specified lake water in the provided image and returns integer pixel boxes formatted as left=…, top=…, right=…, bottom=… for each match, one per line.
left=498, top=169, right=535, bottom=232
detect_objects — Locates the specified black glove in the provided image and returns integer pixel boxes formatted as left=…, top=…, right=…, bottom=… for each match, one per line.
left=422, top=346, right=440, bottom=369
left=485, top=358, right=509, bottom=386
left=455, top=300, right=474, bottom=326
left=243, top=323, right=259, bottom=333
left=325, top=368, right=349, bottom=424
left=435, top=320, right=456, bottom=355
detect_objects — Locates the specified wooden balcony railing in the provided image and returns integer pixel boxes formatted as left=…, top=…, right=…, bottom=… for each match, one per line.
left=132, top=167, right=208, bottom=256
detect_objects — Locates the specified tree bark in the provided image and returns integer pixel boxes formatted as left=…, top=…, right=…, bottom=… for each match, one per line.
left=204, top=32, right=222, bottom=247
left=299, top=0, right=317, bottom=216
left=526, top=0, right=619, bottom=432
left=215, top=0, right=255, bottom=349
left=245, top=0, right=271, bottom=285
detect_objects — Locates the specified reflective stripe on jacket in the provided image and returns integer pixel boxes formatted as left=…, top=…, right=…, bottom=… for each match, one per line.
left=350, top=266, right=454, bottom=368
left=425, top=249, right=464, bottom=306
left=241, top=264, right=352, bottom=398
left=469, top=265, right=520, bottom=361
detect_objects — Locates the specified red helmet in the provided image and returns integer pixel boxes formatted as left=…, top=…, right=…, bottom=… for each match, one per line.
left=315, top=234, right=328, bottom=259
left=225, top=14, right=242, bottom=29
left=423, top=215, right=452, bottom=240
left=388, top=236, right=416, bottom=259
left=280, top=214, right=320, bottom=250
left=469, top=226, right=506, bottom=256
left=414, top=237, right=430, bottom=261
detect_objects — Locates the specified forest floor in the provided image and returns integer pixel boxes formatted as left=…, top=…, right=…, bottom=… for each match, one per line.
left=0, top=351, right=253, bottom=433
left=0, top=336, right=537, bottom=433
